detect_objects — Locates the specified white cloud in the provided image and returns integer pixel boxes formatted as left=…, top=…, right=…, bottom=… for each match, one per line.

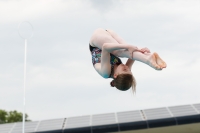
left=0, top=0, right=86, bottom=24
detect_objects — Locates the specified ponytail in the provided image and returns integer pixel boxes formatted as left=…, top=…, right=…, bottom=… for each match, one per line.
left=110, top=80, right=115, bottom=87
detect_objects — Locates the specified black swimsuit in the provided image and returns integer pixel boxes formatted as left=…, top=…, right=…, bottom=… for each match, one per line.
left=89, top=44, right=122, bottom=78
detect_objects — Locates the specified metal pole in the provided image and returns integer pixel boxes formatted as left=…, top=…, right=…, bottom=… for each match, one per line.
left=23, top=39, right=27, bottom=133
left=18, top=21, right=33, bottom=133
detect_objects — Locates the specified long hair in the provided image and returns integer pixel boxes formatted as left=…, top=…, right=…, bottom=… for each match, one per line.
left=110, top=74, right=136, bottom=93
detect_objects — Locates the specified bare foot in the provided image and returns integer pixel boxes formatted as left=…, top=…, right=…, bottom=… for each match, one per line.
left=154, top=52, right=167, bottom=68
left=148, top=53, right=162, bottom=70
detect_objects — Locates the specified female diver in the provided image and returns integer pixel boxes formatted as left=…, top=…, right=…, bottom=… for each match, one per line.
left=89, top=28, right=167, bottom=92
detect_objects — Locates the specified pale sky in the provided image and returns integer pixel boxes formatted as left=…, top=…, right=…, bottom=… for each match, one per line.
left=0, top=0, right=200, bottom=121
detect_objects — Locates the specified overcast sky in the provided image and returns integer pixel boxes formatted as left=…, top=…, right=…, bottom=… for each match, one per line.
left=0, top=0, right=200, bottom=121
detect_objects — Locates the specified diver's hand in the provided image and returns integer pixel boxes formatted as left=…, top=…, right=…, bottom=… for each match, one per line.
left=127, top=45, right=140, bottom=58
left=140, top=47, right=150, bottom=53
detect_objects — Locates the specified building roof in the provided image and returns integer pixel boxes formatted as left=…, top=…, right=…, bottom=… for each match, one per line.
left=0, top=103, right=200, bottom=133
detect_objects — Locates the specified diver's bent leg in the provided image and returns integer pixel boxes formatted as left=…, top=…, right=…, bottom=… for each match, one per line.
left=111, top=48, right=166, bottom=70
left=132, top=52, right=167, bottom=70
left=132, top=52, right=162, bottom=70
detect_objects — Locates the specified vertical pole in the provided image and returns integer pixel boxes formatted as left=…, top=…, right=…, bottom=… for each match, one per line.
left=23, top=39, right=27, bottom=133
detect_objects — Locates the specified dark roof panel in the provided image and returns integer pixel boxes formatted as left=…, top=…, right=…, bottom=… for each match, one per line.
left=176, top=114, right=200, bottom=125
left=92, top=123, right=119, bottom=133
left=119, top=121, right=147, bottom=131
left=147, top=117, right=177, bottom=128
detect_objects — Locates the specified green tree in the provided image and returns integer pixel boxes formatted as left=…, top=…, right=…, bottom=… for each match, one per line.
left=0, top=110, right=7, bottom=124
left=0, top=109, right=30, bottom=124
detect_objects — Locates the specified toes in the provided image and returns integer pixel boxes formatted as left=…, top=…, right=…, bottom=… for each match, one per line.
left=155, top=67, right=162, bottom=70
left=164, top=63, right=167, bottom=68
left=156, top=66, right=162, bottom=70
left=153, top=63, right=162, bottom=70
left=154, top=52, right=167, bottom=68
left=161, top=62, right=167, bottom=68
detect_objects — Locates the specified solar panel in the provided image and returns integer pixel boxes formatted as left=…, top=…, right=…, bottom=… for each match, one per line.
left=36, top=118, right=64, bottom=132
left=65, top=115, right=91, bottom=129
left=117, top=110, right=143, bottom=123
left=143, top=107, right=172, bottom=120
left=193, top=103, right=200, bottom=113
left=0, top=123, right=15, bottom=133
left=10, top=121, right=39, bottom=133
left=1, top=103, right=200, bottom=133
left=92, top=113, right=116, bottom=126
left=168, top=105, right=198, bottom=117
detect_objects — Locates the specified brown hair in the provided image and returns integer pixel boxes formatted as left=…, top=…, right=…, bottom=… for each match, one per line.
left=110, top=74, right=136, bottom=93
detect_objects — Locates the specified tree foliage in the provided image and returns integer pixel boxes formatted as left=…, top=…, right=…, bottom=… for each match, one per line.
left=0, top=109, right=30, bottom=124
left=0, top=110, right=7, bottom=124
